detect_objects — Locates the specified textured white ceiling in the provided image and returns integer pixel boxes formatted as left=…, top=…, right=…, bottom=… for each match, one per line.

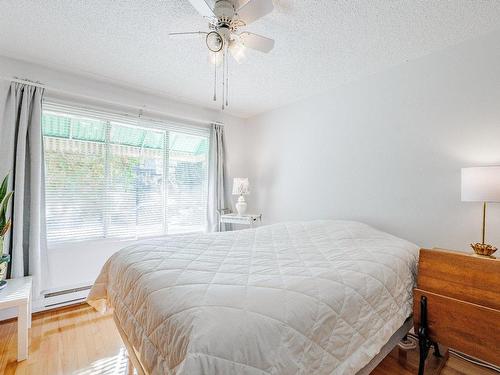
left=1, top=1, right=500, bottom=118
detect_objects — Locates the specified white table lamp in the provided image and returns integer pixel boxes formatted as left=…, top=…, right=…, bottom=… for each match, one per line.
left=461, top=166, right=500, bottom=257
left=232, top=177, right=250, bottom=216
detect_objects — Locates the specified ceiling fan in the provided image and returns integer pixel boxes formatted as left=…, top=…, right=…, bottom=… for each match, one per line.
left=170, top=0, right=275, bottom=110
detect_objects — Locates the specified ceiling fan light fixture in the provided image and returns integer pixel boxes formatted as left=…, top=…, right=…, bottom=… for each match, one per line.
left=174, top=0, right=275, bottom=109
left=229, top=41, right=247, bottom=64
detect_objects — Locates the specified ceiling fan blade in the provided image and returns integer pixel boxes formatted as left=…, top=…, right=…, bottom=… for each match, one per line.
left=236, top=0, right=274, bottom=25
left=169, top=31, right=208, bottom=39
left=229, top=41, right=247, bottom=64
left=239, top=32, right=274, bottom=53
left=187, top=0, right=215, bottom=18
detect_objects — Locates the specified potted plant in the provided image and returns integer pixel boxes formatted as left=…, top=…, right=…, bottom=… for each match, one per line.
left=0, top=173, right=13, bottom=289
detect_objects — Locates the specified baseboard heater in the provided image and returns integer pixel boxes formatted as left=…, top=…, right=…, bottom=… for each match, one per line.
left=42, top=285, right=92, bottom=309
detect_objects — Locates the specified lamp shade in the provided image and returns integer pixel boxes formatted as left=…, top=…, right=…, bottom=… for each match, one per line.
left=461, top=166, right=500, bottom=202
left=232, top=178, right=249, bottom=195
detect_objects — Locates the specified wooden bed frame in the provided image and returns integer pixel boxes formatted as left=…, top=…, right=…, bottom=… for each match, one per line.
left=113, top=312, right=412, bottom=375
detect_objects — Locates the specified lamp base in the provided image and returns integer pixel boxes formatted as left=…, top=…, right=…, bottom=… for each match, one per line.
left=235, top=195, right=247, bottom=216
left=470, top=243, right=497, bottom=258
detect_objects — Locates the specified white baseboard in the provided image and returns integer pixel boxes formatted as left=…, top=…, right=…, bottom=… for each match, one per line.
left=43, top=288, right=90, bottom=309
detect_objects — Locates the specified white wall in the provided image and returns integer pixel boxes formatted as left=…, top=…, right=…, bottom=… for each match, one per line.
left=244, top=29, right=500, bottom=252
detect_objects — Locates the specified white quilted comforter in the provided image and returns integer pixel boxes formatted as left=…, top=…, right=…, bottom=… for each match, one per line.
left=88, top=220, right=419, bottom=375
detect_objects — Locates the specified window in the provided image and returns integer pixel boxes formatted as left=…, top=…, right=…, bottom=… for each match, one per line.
left=42, top=103, right=210, bottom=243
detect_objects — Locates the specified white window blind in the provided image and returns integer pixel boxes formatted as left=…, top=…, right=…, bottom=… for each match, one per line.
left=42, top=102, right=210, bottom=243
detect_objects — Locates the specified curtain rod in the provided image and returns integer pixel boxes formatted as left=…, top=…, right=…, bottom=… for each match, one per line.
left=2, top=76, right=224, bottom=126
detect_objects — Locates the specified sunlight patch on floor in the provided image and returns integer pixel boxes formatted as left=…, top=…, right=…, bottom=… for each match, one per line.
left=73, top=347, right=134, bottom=375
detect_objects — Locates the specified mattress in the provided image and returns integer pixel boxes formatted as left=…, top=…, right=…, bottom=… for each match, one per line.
left=88, top=220, right=419, bottom=375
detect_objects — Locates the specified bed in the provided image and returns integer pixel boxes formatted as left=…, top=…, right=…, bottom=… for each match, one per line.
left=88, top=220, right=419, bottom=375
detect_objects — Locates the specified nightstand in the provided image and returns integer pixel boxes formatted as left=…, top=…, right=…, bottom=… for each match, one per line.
left=219, top=213, right=262, bottom=231
left=414, top=249, right=499, bottom=374
left=0, top=276, right=32, bottom=361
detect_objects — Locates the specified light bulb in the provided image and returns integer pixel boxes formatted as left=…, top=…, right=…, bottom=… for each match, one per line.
left=229, top=41, right=247, bottom=64
left=208, top=51, right=223, bottom=66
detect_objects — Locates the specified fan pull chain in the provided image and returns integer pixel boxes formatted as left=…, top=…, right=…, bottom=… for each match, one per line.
left=213, top=53, right=217, bottom=101
left=222, top=49, right=225, bottom=110
left=225, top=49, right=229, bottom=107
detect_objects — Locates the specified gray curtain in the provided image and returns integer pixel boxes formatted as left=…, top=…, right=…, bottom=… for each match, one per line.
left=0, top=81, right=45, bottom=296
left=207, top=123, right=227, bottom=232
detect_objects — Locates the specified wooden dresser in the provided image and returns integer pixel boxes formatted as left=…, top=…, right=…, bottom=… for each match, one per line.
left=413, top=248, right=500, bottom=374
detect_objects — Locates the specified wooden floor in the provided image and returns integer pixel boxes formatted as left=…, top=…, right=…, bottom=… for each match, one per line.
left=0, top=303, right=496, bottom=375
left=0, top=304, right=125, bottom=375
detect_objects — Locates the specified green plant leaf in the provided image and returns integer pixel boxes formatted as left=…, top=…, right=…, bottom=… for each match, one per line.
left=0, top=174, right=13, bottom=234
left=0, top=191, right=13, bottom=225
left=0, top=174, right=7, bottom=203
left=0, top=218, right=11, bottom=237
